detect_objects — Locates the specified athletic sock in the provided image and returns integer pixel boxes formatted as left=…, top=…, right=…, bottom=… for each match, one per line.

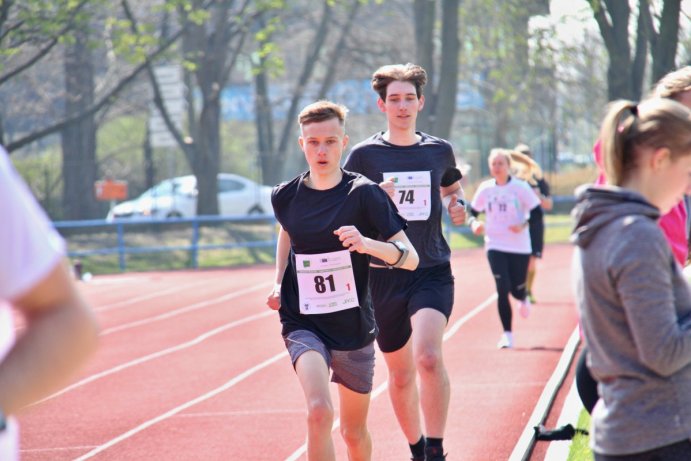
left=426, top=437, right=443, bottom=449
left=526, top=269, right=536, bottom=293
left=425, top=438, right=445, bottom=459
left=409, top=435, right=426, bottom=458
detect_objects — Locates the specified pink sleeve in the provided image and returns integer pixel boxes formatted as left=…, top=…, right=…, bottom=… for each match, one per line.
left=658, top=202, right=688, bottom=266
left=593, top=139, right=606, bottom=185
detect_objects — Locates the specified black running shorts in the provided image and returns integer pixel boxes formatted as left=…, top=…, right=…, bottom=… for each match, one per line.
left=529, top=218, right=545, bottom=258
left=369, top=262, right=454, bottom=353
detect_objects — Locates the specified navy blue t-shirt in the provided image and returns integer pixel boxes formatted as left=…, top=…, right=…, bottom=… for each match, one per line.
left=344, top=131, right=458, bottom=268
left=272, top=169, right=407, bottom=350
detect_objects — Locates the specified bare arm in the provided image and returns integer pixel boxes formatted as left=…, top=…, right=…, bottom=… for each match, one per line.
left=266, top=226, right=291, bottom=310
left=0, top=260, right=99, bottom=415
left=441, top=181, right=467, bottom=226
left=334, top=227, right=419, bottom=271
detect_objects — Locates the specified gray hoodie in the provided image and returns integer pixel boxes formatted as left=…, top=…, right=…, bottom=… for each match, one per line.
left=572, top=186, right=691, bottom=456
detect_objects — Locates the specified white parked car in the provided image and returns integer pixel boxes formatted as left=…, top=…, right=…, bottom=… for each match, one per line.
left=106, top=173, right=273, bottom=220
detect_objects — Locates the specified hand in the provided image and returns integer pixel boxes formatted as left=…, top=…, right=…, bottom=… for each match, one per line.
left=379, top=177, right=396, bottom=199
left=447, top=194, right=467, bottom=226
left=266, top=284, right=281, bottom=310
left=471, top=220, right=485, bottom=236
left=508, top=222, right=528, bottom=233
left=334, top=225, right=368, bottom=253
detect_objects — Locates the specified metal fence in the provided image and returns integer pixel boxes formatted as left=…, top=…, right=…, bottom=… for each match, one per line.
left=54, top=196, right=575, bottom=274
left=54, top=214, right=278, bottom=272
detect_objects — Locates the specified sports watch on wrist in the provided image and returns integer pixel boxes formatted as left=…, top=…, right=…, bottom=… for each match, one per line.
left=386, top=240, right=409, bottom=269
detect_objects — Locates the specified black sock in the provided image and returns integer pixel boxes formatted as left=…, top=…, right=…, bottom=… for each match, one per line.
left=426, top=437, right=443, bottom=450
left=409, top=436, right=425, bottom=457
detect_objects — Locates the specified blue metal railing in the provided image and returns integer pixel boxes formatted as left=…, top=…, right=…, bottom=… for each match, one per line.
left=53, top=196, right=574, bottom=273
left=54, top=214, right=278, bottom=272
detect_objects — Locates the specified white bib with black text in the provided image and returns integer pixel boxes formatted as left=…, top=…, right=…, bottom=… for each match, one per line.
left=384, top=171, right=431, bottom=221
left=295, top=250, right=359, bottom=315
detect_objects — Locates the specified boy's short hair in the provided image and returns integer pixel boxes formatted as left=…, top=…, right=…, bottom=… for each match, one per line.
left=371, top=63, right=427, bottom=101
left=298, top=100, right=348, bottom=127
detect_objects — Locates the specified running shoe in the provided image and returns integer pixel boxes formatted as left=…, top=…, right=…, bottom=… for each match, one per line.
left=411, top=455, right=425, bottom=461
left=519, top=298, right=532, bottom=318
left=497, top=332, right=514, bottom=349
left=424, top=446, right=447, bottom=461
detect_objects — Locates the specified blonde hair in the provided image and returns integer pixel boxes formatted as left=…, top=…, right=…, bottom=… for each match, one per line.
left=652, top=66, right=691, bottom=102
left=509, top=149, right=543, bottom=183
left=488, top=148, right=513, bottom=168
left=600, top=98, right=691, bottom=186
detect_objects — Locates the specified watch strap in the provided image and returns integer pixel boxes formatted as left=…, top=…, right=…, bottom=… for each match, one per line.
left=386, top=240, right=409, bottom=269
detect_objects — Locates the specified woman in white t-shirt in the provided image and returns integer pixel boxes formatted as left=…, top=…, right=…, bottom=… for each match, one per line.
left=469, top=148, right=541, bottom=349
left=0, top=147, right=99, bottom=460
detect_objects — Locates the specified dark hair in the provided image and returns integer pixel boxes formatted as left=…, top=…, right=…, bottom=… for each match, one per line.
left=600, top=98, right=691, bottom=186
left=371, top=63, right=427, bottom=101
left=298, top=100, right=348, bottom=127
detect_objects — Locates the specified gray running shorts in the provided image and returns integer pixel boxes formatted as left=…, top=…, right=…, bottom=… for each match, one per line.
left=283, top=329, right=375, bottom=394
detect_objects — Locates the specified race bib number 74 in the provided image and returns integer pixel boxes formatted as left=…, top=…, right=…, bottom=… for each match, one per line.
left=384, top=170, right=431, bottom=221
left=295, top=250, right=360, bottom=315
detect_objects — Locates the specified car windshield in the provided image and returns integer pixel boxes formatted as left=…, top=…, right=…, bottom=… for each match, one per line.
left=140, top=177, right=195, bottom=198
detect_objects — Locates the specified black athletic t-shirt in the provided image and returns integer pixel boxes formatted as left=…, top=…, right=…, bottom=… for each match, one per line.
left=272, top=169, right=407, bottom=350
left=344, top=131, right=458, bottom=268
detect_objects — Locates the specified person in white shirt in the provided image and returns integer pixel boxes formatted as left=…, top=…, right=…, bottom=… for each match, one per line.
left=468, top=148, right=540, bottom=349
left=0, top=146, right=99, bottom=460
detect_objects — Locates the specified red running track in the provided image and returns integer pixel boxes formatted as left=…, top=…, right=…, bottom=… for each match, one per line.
left=17, top=245, right=579, bottom=461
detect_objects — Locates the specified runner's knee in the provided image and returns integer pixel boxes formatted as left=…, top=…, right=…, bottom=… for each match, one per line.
left=306, top=397, right=334, bottom=427
left=388, top=366, right=416, bottom=389
left=340, top=424, right=369, bottom=448
left=415, top=346, right=442, bottom=373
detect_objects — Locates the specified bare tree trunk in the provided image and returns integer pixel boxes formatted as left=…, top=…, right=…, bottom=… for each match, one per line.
left=591, top=0, right=634, bottom=100
left=61, top=28, right=99, bottom=220
left=632, top=1, right=648, bottom=101
left=194, top=99, right=221, bottom=215
left=652, top=0, right=681, bottom=82
left=316, top=0, right=361, bottom=100
left=255, top=54, right=275, bottom=185
left=432, top=0, right=460, bottom=140
left=274, top=1, right=332, bottom=181
left=414, top=0, right=435, bottom=133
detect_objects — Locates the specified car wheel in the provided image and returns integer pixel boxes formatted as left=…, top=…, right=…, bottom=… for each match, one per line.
left=166, top=211, right=183, bottom=219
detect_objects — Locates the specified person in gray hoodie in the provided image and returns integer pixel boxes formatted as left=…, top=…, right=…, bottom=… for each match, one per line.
left=571, top=97, right=691, bottom=460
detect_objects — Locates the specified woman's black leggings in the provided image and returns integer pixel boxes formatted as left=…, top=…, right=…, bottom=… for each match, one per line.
left=575, top=346, right=599, bottom=414
left=486, top=250, right=530, bottom=332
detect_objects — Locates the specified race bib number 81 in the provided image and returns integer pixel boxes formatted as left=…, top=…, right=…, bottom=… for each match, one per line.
left=295, top=250, right=360, bottom=315
left=384, top=171, right=431, bottom=221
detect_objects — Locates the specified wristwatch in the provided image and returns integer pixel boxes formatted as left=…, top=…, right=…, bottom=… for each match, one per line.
left=0, top=408, right=6, bottom=432
left=386, top=240, right=409, bottom=269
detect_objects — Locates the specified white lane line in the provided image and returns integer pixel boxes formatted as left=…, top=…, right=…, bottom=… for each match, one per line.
left=73, top=351, right=289, bottom=460
left=94, top=279, right=211, bottom=312
left=284, top=293, right=498, bottom=461
left=21, top=445, right=97, bottom=453
left=101, top=281, right=272, bottom=335
left=35, top=310, right=276, bottom=405
left=508, top=327, right=581, bottom=461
